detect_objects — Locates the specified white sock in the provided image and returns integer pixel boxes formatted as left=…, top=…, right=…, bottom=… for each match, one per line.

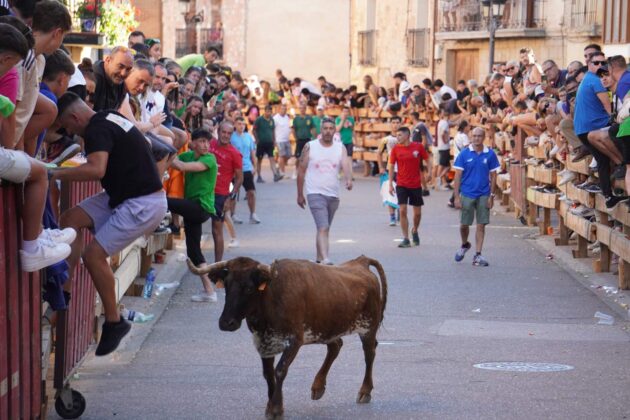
left=22, top=239, right=39, bottom=253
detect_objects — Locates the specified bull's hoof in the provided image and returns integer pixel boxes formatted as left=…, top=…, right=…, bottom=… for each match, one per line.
left=311, top=386, right=326, bottom=400
left=265, top=404, right=284, bottom=420
left=356, top=392, right=372, bottom=404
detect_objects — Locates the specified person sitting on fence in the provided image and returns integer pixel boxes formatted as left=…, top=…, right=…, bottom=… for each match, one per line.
left=0, top=23, right=75, bottom=273
left=53, top=92, right=167, bottom=356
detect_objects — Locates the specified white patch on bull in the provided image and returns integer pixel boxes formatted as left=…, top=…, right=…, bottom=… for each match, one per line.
left=252, top=330, right=292, bottom=358
left=349, top=315, right=372, bottom=336
left=303, top=328, right=323, bottom=344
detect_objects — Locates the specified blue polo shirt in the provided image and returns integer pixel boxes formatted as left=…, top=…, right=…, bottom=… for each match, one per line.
left=453, top=145, right=500, bottom=199
left=574, top=71, right=609, bottom=135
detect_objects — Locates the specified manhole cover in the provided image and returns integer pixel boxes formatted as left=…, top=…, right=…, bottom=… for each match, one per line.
left=473, top=362, right=574, bottom=372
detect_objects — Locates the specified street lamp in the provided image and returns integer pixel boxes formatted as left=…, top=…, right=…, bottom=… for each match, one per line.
left=481, top=0, right=507, bottom=73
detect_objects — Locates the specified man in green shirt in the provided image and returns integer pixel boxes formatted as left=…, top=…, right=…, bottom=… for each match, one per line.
left=312, top=105, right=325, bottom=136
left=168, top=128, right=219, bottom=302
left=253, top=104, right=282, bottom=182
left=176, top=45, right=221, bottom=74
left=336, top=106, right=355, bottom=157
left=292, top=101, right=316, bottom=158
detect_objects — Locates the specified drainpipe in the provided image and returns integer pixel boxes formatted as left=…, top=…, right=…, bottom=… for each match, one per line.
left=431, top=0, right=437, bottom=80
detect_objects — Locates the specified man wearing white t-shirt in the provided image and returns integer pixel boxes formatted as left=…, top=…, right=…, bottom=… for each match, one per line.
left=297, top=118, right=352, bottom=265
left=436, top=108, right=452, bottom=190
left=273, top=103, right=291, bottom=176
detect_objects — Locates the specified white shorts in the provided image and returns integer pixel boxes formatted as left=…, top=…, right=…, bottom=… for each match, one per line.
left=0, top=147, right=31, bottom=183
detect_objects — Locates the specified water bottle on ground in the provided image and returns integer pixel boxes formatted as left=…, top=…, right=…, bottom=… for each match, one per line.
left=121, top=308, right=155, bottom=323
left=142, top=268, right=156, bottom=299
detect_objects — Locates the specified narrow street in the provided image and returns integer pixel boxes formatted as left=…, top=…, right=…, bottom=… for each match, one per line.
left=50, top=167, right=630, bottom=420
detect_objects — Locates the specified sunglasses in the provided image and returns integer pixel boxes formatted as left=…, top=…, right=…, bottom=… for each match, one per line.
left=591, top=60, right=606, bottom=66
left=507, top=67, right=517, bottom=71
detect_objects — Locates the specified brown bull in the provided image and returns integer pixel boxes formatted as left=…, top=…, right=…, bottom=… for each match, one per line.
left=188, top=255, right=387, bottom=419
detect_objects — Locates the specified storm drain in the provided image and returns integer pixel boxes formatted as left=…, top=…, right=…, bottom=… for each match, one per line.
left=473, top=362, right=574, bottom=372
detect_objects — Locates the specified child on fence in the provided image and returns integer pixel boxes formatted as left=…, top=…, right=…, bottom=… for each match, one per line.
left=0, top=23, right=74, bottom=272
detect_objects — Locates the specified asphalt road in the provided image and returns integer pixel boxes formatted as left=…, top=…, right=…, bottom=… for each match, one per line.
left=50, top=165, right=630, bottom=420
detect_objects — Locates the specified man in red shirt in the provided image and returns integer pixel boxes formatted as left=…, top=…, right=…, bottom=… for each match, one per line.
left=388, top=126, right=432, bottom=247
left=210, top=121, right=243, bottom=263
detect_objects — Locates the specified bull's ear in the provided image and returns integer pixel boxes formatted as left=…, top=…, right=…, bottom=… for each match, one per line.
left=255, top=264, right=272, bottom=291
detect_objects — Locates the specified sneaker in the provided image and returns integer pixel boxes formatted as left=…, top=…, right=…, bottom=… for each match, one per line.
left=583, top=184, right=602, bottom=193
left=154, top=225, right=171, bottom=234
left=412, top=231, right=420, bottom=246
left=20, top=239, right=71, bottom=272
left=291, top=173, right=297, bottom=180
left=389, top=215, right=396, bottom=226
left=526, top=136, right=540, bottom=147
left=571, top=147, right=590, bottom=162
left=95, top=316, right=131, bottom=356
left=273, top=173, right=284, bottom=182
left=257, top=176, right=265, bottom=183
left=45, top=136, right=81, bottom=166
left=321, top=258, right=334, bottom=265
left=167, top=223, right=181, bottom=235
left=472, top=253, right=489, bottom=267
left=228, top=238, right=240, bottom=248
left=398, top=238, right=411, bottom=248
left=558, top=170, right=575, bottom=186
left=606, top=195, right=628, bottom=209
left=249, top=213, right=261, bottom=224
left=39, top=227, right=76, bottom=245
left=232, top=214, right=244, bottom=224
left=422, top=189, right=430, bottom=197
left=455, top=242, right=471, bottom=262
left=191, top=291, right=218, bottom=303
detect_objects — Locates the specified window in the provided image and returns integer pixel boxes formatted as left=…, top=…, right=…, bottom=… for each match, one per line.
left=176, top=28, right=196, bottom=57
left=358, top=30, right=376, bottom=66
left=407, top=29, right=430, bottom=67
left=604, top=0, right=629, bottom=43
left=570, top=0, right=599, bottom=29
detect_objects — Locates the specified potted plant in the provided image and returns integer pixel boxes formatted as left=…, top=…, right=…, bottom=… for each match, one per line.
left=76, top=1, right=101, bottom=32
left=99, top=1, right=139, bottom=47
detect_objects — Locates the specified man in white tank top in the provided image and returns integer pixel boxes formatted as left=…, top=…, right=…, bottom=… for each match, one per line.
left=297, top=118, right=353, bottom=265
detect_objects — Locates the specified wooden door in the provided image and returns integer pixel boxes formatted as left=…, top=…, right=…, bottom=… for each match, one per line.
left=449, top=49, right=479, bottom=86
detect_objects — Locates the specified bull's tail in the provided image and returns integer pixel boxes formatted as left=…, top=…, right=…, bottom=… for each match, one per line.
left=363, top=256, right=388, bottom=324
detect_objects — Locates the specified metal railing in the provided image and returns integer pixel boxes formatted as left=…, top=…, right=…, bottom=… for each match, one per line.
left=176, top=28, right=196, bottom=58
left=437, top=0, right=545, bottom=32
left=358, top=30, right=376, bottom=66
left=407, top=28, right=430, bottom=67
left=569, top=0, right=599, bottom=29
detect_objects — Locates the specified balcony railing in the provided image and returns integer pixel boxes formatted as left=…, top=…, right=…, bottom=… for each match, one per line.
left=437, top=0, right=545, bottom=33
left=407, top=28, right=430, bottom=67
left=176, top=28, right=196, bottom=58
left=358, top=30, right=376, bottom=66
left=569, top=0, right=600, bottom=30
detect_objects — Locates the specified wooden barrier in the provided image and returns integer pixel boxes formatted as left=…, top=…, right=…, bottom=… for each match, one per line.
left=0, top=182, right=43, bottom=420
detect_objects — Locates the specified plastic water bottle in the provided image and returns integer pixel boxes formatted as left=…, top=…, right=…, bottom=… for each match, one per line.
left=121, top=308, right=155, bottom=323
left=142, top=268, right=156, bottom=299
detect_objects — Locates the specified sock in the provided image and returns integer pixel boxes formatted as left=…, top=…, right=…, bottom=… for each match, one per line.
left=22, top=239, right=39, bottom=253
left=475, top=252, right=481, bottom=256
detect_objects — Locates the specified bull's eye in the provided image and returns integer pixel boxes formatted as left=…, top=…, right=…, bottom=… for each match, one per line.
left=243, top=286, right=254, bottom=295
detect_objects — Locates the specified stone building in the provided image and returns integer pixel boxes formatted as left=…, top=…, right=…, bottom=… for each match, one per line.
left=349, top=0, right=608, bottom=89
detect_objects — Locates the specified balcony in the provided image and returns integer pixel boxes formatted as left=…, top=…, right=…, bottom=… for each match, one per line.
left=358, top=30, right=377, bottom=66
left=407, top=28, right=431, bottom=67
left=435, top=0, right=546, bottom=41
left=568, top=0, right=602, bottom=36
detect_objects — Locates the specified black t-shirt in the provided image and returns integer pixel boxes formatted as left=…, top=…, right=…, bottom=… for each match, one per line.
left=85, top=111, right=163, bottom=208
left=92, top=61, right=126, bottom=112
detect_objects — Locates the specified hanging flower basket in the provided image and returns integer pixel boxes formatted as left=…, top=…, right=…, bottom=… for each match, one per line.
left=80, top=18, right=96, bottom=32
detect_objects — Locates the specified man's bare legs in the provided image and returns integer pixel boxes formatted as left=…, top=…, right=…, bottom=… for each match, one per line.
left=315, top=228, right=330, bottom=262
left=460, top=223, right=486, bottom=254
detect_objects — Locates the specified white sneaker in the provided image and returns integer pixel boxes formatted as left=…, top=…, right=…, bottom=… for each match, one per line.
left=39, top=227, right=77, bottom=245
left=228, top=239, right=240, bottom=248
left=20, top=239, right=71, bottom=272
left=320, top=258, right=334, bottom=266
left=232, top=214, right=244, bottom=224
left=249, top=213, right=261, bottom=224
left=558, top=171, right=575, bottom=186
left=191, top=291, right=218, bottom=303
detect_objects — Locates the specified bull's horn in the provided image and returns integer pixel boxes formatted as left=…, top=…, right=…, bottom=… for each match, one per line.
left=257, top=263, right=271, bottom=274
left=187, top=259, right=229, bottom=275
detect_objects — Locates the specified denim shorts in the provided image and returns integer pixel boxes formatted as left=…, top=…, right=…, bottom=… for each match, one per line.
left=79, top=190, right=167, bottom=255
